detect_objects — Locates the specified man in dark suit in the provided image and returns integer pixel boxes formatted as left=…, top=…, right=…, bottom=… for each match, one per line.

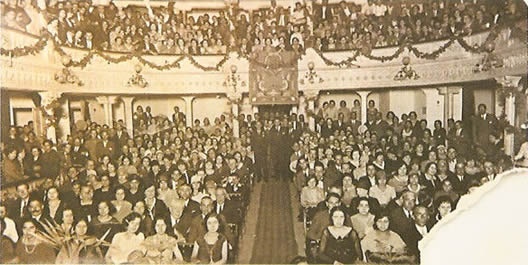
left=187, top=196, right=234, bottom=244
left=71, top=137, right=88, bottom=167
left=166, top=199, right=193, bottom=240
left=449, top=162, right=472, bottom=194
left=334, top=112, right=348, bottom=132
left=389, top=191, right=416, bottom=242
left=313, top=0, right=334, bottom=25
left=95, top=130, right=117, bottom=161
left=349, top=112, right=361, bottom=136
left=406, top=206, right=433, bottom=259
left=213, top=187, right=240, bottom=225
left=251, top=125, right=267, bottom=182
left=113, top=126, right=129, bottom=151
left=40, top=140, right=61, bottom=179
left=472, top=104, right=498, bottom=152
left=28, top=199, right=53, bottom=232
left=8, top=183, right=33, bottom=220
left=178, top=184, right=200, bottom=217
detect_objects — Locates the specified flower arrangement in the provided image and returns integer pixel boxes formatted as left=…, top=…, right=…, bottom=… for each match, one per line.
left=31, top=220, right=110, bottom=264
left=141, top=234, right=181, bottom=264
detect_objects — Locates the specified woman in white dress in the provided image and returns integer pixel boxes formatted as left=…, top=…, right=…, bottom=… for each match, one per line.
left=105, top=212, right=145, bottom=264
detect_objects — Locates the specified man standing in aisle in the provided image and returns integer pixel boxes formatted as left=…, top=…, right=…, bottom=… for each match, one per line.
left=472, top=104, right=498, bottom=153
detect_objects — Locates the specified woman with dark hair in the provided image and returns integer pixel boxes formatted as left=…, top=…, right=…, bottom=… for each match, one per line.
left=56, top=217, right=104, bottom=264
left=143, top=217, right=184, bottom=263
left=350, top=197, right=375, bottom=240
left=388, top=163, right=409, bottom=193
left=90, top=200, right=121, bottom=249
left=15, top=218, right=56, bottom=264
left=106, top=212, right=145, bottom=264
left=317, top=206, right=363, bottom=264
left=112, top=186, right=133, bottom=223
left=43, top=186, right=67, bottom=224
left=430, top=196, right=454, bottom=227
left=191, top=213, right=229, bottom=264
left=360, top=211, right=407, bottom=261
left=421, top=162, right=439, bottom=195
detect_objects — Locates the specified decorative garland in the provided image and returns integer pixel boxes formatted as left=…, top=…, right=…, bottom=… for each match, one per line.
left=0, top=35, right=48, bottom=57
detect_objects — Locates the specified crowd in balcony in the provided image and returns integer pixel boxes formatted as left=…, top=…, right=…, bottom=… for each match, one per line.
left=1, top=0, right=525, bottom=56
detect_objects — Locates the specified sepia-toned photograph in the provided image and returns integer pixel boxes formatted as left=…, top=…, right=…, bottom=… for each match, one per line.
left=0, top=0, right=527, bottom=264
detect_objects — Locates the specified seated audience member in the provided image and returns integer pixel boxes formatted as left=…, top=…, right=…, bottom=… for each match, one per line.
left=361, top=211, right=407, bottom=261
left=317, top=206, right=363, bottom=264
left=429, top=196, right=454, bottom=228
left=406, top=205, right=432, bottom=259
left=350, top=197, right=375, bottom=239
left=143, top=217, right=184, bottom=263
left=369, top=171, right=396, bottom=208
left=15, top=218, right=56, bottom=264
left=105, top=212, right=145, bottom=264
left=191, top=213, right=229, bottom=264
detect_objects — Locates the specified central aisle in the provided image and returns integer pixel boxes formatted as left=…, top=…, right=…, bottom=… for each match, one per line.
left=250, top=180, right=298, bottom=264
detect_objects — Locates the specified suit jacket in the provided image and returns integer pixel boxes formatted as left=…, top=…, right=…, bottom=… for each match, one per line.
left=167, top=213, right=194, bottom=240
left=213, top=200, right=240, bottom=224
left=389, top=206, right=415, bottom=242
left=145, top=198, right=170, bottom=221
left=113, top=131, right=129, bottom=149
left=84, top=138, right=100, bottom=161
left=95, top=140, right=117, bottom=160
left=313, top=4, right=334, bottom=23
left=187, top=213, right=234, bottom=244
left=472, top=113, right=498, bottom=147
left=40, top=150, right=61, bottom=178
left=449, top=174, right=472, bottom=194
left=184, top=199, right=201, bottom=217
left=406, top=223, right=433, bottom=257
left=8, top=197, right=32, bottom=220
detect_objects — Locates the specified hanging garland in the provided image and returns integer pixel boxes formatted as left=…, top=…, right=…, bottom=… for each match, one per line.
left=0, top=35, right=48, bottom=57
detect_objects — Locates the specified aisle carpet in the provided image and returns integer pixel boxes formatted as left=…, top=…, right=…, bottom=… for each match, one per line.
left=250, top=180, right=298, bottom=264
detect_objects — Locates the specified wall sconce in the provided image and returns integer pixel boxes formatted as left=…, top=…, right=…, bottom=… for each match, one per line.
left=224, top=65, right=245, bottom=93
left=127, top=64, right=149, bottom=88
left=301, top=61, right=324, bottom=85
left=473, top=42, right=503, bottom=73
left=54, top=55, right=83, bottom=86
left=394, top=56, right=420, bottom=81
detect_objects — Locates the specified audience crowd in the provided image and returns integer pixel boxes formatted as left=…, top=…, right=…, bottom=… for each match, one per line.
left=1, top=107, right=256, bottom=264
left=1, top=0, right=525, bottom=55
left=293, top=99, right=524, bottom=263
left=2, top=97, right=527, bottom=264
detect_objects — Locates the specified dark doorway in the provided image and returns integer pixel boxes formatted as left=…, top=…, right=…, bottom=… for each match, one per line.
left=258, top=105, right=292, bottom=116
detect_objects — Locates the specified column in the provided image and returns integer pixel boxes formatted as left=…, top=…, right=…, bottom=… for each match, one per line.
left=96, top=96, right=110, bottom=126
left=58, top=98, right=71, bottom=141
left=252, top=106, right=258, bottom=115
left=108, top=96, right=118, bottom=127
left=182, top=96, right=195, bottom=128
left=421, top=88, right=443, bottom=129
left=437, top=86, right=462, bottom=131
left=357, top=91, right=370, bottom=124
left=227, top=93, right=242, bottom=137
left=38, top=91, right=63, bottom=144
left=121, top=96, right=135, bottom=136
left=495, top=76, right=522, bottom=156
left=303, top=89, right=319, bottom=131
